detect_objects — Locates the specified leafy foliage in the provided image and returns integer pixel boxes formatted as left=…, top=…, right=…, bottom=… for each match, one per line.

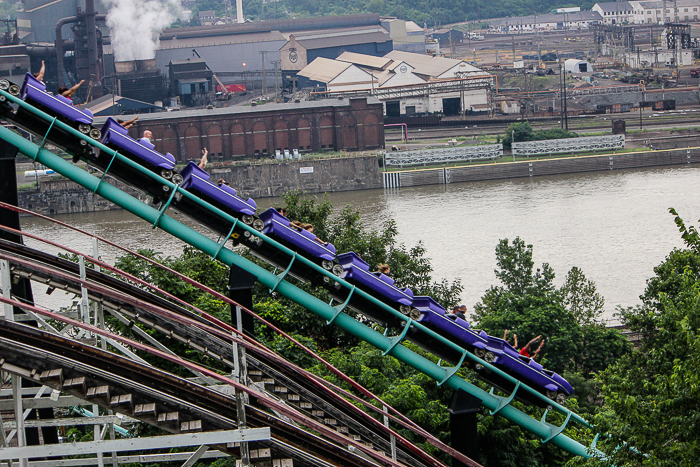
left=472, top=238, right=630, bottom=376
left=502, top=122, right=579, bottom=149
left=584, top=211, right=700, bottom=466
left=179, top=0, right=596, bottom=29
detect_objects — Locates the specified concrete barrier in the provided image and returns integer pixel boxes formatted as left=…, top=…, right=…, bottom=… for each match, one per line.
left=384, top=147, right=700, bottom=188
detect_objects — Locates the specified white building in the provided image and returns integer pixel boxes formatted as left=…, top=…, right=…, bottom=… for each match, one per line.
left=592, top=2, right=634, bottom=24
left=297, top=51, right=491, bottom=116
left=565, top=58, right=593, bottom=73
left=380, top=18, right=426, bottom=53
left=625, top=49, right=693, bottom=66
left=594, top=0, right=700, bottom=24
left=490, top=11, right=602, bottom=32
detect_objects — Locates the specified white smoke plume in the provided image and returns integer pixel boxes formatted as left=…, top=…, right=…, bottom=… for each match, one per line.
left=105, top=0, right=182, bottom=62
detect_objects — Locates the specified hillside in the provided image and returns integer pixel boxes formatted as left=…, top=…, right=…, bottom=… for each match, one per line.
left=187, top=0, right=597, bottom=27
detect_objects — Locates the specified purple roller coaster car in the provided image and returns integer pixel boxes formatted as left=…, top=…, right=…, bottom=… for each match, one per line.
left=411, top=296, right=489, bottom=350
left=179, top=162, right=257, bottom=216
left=259, top=208, right=337, bottom=262
left=20, top=73, right=93, bottom=125
left=412, top=295, right=573, bottom=402
left=481, top=336, right=573, bottom=402
left=100, top=117, right=175, bottom=172
left=336, top=252, right=413, bottom=308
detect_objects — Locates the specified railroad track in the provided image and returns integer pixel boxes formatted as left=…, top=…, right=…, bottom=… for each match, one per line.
left=385, top=114, right=700, bottom=142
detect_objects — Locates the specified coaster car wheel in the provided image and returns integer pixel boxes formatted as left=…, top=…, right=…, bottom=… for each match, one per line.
left=321, top=260, right=333, bottom=270
left=332, top=264, right=344, bottom=276
left=8, top=84, right=20, bottom=96
left=171, top=173, right=184, bottom=185
left=546, top=389, right=558, bottom=400
left=555, top=393, right=567, bottom=405
left=0, top=79, right=9, bottom=91
left=160, top=169, right=173, bottom=180
left=474, top=348, right=486, bottom=358
left=484, top=351, right=497, bottom=363
left=78, top=123, right=91, bottom=134
left=252, top=219, right=264, bottom=231
left=409, top=308, right=421, bottom=320
left=242, top=214, right=254, bottom=225
left=89, top=128, right=101, bottom=140
left=399, top=304, right=411, bottom=315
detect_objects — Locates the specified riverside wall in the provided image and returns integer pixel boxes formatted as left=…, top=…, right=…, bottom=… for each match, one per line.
left=17, top=156, right=383, bottom=216
left=17, top=149, right=700, bottom=215
left=384, top=147, right=700, bottom=188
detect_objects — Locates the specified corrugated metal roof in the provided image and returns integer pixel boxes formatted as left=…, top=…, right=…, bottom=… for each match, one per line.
left=297, top=31, right=391, bottom=50
left=405, top=21, right=423, bottom=32
left=384, top=50, right=481, bottom=77
left=92, top=97, right=383, bottom=124
left=336, top=51, right=393, bottom=70
left=83, top=94, right=159, bottom=116
left=157, top=31, right=286, bottom=50
left=293, top=26, right=387, bottom=40
left=169, top=57, right=206, bottom=65
left=297, top=57, right=353, bottom=83
left=594, top=2, right=633, bottom=12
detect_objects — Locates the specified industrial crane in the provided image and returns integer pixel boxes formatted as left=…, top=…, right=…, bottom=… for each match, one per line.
left=192, top=49, right=232, bottom=99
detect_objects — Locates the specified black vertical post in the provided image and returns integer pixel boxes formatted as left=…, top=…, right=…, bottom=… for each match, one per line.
left=0, top=139, right=59, bottom=448
left=448, top=389, right=482, bottom=466
left=228, top=263, right=257, bottom=337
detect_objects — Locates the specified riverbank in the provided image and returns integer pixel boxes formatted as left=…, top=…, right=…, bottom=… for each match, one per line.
left=382, top=146, right=700, bottom=188
left=16, top=147, right=700, bottom=215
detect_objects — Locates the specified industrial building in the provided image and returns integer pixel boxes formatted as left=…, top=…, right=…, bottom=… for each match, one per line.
left=113, top=97, right=384, bottom=161
left=297, top=51, right=491, bottom=117
left=155, top=14, right=393, bottom=98
left=490, top=11, right=603, bottom=31
left=593, top=0, right=700, bottom=24
left=564, top=58, right=593, bottom=73
left=380, top=18, right=426, bottom=53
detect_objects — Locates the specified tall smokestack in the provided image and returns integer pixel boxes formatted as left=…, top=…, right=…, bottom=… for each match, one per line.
left=236, top=0, right=243, bottom=23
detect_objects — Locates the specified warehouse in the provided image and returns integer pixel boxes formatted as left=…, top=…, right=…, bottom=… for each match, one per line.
left=297, top=51, right=491, bottom=117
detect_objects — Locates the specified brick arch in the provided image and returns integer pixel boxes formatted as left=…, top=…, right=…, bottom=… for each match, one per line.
left=184, top=126, right=201, bottom=161
left=161, top=127, right=179, bottom=161
left=341, top=115, right=357, bottom=150
left=319, top=116, right=334, bottom=149
left=252, top=121, right=268, bottom=155
left=364, top=114, right=379, bottom=148
left=206, top=124, right=223, bottom=159
left=297, top=118, right=311, bottom=150
left=274, top=119, right=289, bottom=151
left=230, top=123, right=246, bottom=157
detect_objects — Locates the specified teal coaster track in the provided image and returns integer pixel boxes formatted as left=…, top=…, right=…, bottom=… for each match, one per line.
left=0, top=86, right=603, bottom=459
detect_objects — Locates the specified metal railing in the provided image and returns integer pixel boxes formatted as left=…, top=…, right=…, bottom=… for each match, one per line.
left=512, top=134, right=625, bottom=156
left=384, top=144, right=503, bottom=166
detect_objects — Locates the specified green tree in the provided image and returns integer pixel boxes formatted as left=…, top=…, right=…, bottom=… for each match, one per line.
left=472, top=238, right=630, bottom=376
left=585, top=211, right=700, bottom=466
left=502, top=122, right=535, bottom=149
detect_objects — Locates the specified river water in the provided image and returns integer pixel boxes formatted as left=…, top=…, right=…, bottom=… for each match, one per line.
left=20, top=164, right=700, bottom=321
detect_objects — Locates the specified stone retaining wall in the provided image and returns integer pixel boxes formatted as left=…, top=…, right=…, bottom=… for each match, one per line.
left=17, top=155, right=383, bottom=215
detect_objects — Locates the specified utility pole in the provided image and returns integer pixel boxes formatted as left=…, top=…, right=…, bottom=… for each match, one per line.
left=559, top=62, right=564, bottom=129
left=259, top=51, right=268, bottom=97
left=512, top=36, right=516, bottom=68
left=271, top=59, right=280, bottom=102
